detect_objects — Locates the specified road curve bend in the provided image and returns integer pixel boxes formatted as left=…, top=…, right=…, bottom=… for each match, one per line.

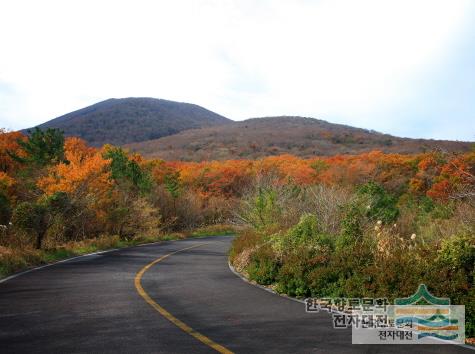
left=0, top=236, right=472, bottom=353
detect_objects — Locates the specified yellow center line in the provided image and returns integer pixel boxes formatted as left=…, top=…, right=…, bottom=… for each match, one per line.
left=134, top=243, right=234, bottom=354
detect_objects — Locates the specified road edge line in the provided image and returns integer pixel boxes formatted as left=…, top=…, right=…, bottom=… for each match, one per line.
left=0, top=247, right=125, bottom=284
left=227, top=261, right=305, bottom=304
left=0, top=236, right=227, bottom=284
left=134, top=243, right=234, bottom=354
left=0, top=236, right=236, bottom=284
left=228, top=262, right=475, bottom=350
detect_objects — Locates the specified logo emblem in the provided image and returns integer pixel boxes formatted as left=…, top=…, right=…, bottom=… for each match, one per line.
left=393, top=284, right=461, bottom=342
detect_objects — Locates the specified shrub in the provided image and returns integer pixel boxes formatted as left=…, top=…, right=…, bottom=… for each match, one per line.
left=247, top=244, right=280, bottom=285
left=307, top=266, right=339, bottom=297
left=437, top=233, right=475, bottom=274
left=307, top=184, right=350, bottom=235
left=427, top=233, right=475, bottom=337
left=229, top=228, right=262, bottom=265
left=239, top=180, right=306, bottom=230
left=275, top=249, right=311, bottom=297
left=358, top=182, right=399, bottom=224
left=337, top=204, right=364, bottom=250
left=12, top=201, right=49, bottom=249
left=242, top=187, right=282, bottom=229
left=152, top=185, right=234, bottom=231
left=107, top=198, right=160, bottom=239
left=270, top=214, right=333, bottom=259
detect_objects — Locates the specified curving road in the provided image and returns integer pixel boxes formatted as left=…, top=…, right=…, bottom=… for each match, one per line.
left=0, top=236, right=472, bottom=353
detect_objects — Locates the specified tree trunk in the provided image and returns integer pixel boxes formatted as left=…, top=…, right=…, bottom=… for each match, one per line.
left=36, top=230, right=45, bottom=249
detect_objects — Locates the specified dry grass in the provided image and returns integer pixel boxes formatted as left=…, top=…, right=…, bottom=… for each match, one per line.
left=152, top=185, right=236, bottom=231
left=0, top=224, right=239, bottom=279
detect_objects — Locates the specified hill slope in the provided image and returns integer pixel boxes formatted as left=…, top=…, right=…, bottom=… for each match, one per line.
left=126, top=116, right=473, bottom=160
left=30, top=97, right=231, bottom=146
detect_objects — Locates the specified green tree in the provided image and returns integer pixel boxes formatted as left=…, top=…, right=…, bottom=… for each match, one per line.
left=246, top=187, right=281, bottom=229
left=12, top=192, right=71, bottom=249
left=9, top=128, right=68, bottom=167
left=358, top=182, right=399, bottom=224
left=103, top=146, right=152, bottom=195
left=164, top=171, right=181, bottom=213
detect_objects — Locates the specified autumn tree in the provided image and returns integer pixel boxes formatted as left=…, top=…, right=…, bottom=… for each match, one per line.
left=102, top=146, right=157, bottom=238
left=38, top=138, right=110, bottom=197
left=428, top=152, right=475, bottom=201
left=0, top=129, right=25, bottom=173
left=0, top=172, right=14, bottom=225
left=12, top=192, right=71, bottom=249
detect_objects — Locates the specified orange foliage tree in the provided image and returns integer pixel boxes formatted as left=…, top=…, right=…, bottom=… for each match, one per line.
left=0, top=129, right=26, bottom=174
left=37, top=137, right=111, bottom=196
left=37, top=138, right=112, bottom=227
left=427, top=152, right=475, bottom=200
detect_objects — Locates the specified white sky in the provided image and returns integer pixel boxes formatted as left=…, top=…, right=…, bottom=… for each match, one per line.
left=1, top=0, right=474, bottom=140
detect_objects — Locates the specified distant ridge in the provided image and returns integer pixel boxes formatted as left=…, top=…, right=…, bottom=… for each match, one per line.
left=126, top=116, right=473, bottom=161
left=28, top=97, right=231, bottom=146
left=26, top=98, right=472, bottom=160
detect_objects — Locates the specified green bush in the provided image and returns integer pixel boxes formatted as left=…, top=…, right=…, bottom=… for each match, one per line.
left=247, top=245, right=280, bottom=285
left=275, top=250, right=311, bottom=297
left=463, top=288, right=475, bottom=338
left=243, top=187, right=281, bottom=229
left=358, top=182, right=399, bottom=224
left=232, top=182, right=475, bottom=339
left=433, top=233, right=475, bottom=337
left=437, top=233, right=475, bottom=273
left=307, top=266, right=339, bottom=297
left=271, top=214, right=333, bottom=256
left=239, top=183, right=305, bottom=230
left=338, top=204, right=364, bottom=250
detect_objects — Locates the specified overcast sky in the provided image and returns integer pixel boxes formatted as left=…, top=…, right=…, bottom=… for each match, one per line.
left=1, top=0, right=474, bottom=141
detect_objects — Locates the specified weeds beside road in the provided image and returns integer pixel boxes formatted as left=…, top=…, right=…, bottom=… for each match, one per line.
left=0, top=224, right=235, bottom=279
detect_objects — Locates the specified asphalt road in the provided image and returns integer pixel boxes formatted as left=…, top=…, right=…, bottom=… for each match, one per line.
left=0, top=236, right=472, bottom=353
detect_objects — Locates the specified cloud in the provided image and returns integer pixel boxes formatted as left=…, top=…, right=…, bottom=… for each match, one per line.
left=0, top=0, right=473, bottom=140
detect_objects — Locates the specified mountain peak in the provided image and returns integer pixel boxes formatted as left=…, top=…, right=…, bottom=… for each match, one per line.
left=30, top=97, right=231, bottom=146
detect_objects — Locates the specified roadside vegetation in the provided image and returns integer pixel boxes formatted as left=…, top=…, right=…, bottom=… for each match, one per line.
left=0, top=128, right=235, bottom=277
left=1, top=127, right=473, bottom=339
left=228, top=153, right=475, bottom=339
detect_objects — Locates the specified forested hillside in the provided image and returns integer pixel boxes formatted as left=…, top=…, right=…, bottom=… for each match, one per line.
left=30, top=97, right=231, bottom=146
left=29, top=98, right=472, bottom=159
left=127, top=116, right=472, bottom=160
